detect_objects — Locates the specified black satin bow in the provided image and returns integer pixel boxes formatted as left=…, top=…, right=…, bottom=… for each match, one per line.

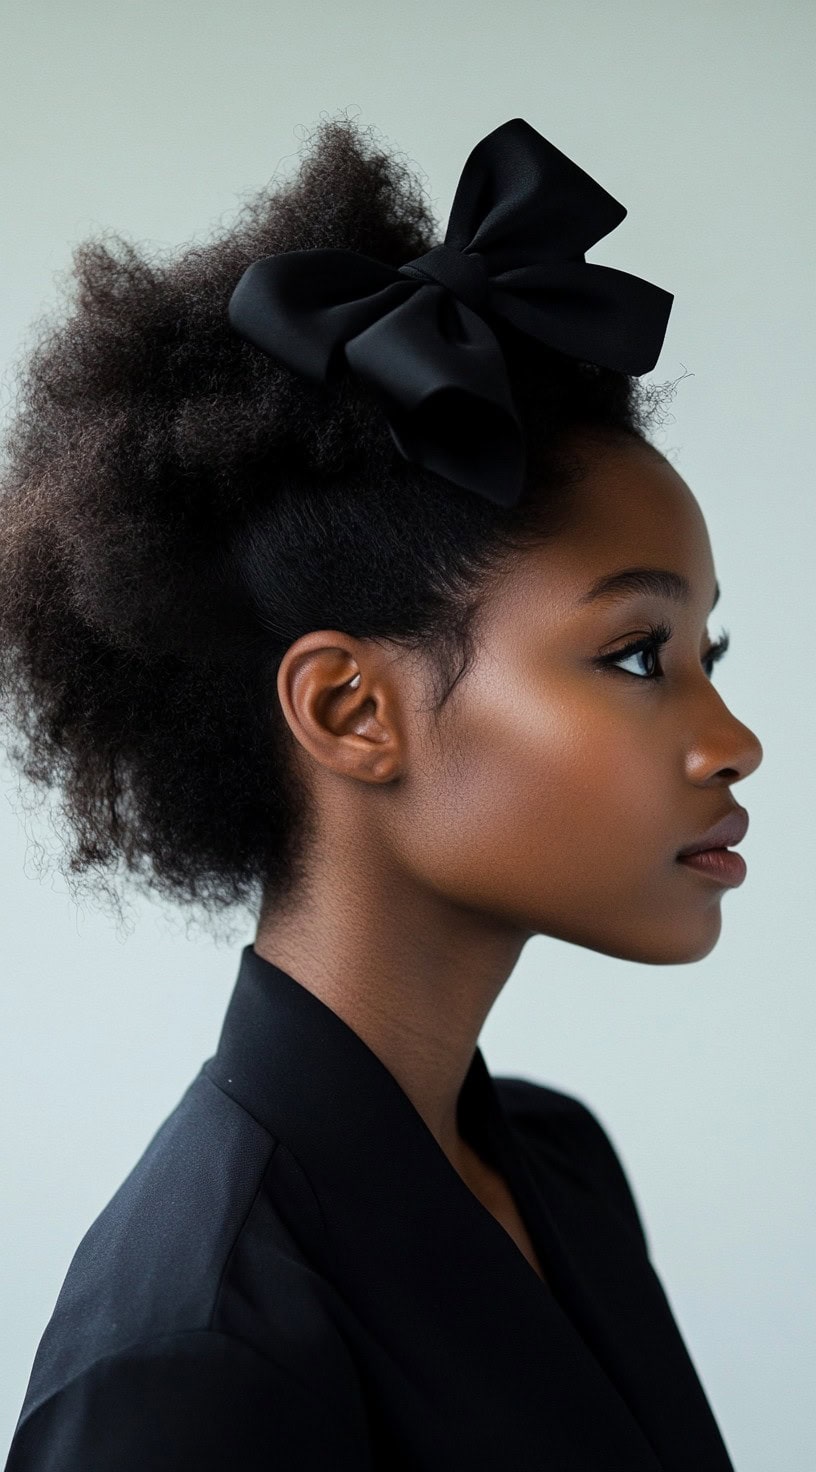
left=228, top=118, right=674, bottom=507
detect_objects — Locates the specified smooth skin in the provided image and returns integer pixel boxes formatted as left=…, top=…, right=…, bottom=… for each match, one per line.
left=253, top=430, right=763, bottom=1272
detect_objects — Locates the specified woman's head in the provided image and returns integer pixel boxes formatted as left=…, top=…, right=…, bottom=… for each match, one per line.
left=0, top=113, right=760, bottom=952
left=302, top=427, right=760, bottom=970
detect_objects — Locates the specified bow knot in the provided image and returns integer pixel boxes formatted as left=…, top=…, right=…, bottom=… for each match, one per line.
left=398, top=245, right=491, bottom=317
left=228, top=118, right=674, bottom=506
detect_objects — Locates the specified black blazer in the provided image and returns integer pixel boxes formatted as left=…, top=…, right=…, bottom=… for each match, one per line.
left=7, top=944, right=736, bottom=1470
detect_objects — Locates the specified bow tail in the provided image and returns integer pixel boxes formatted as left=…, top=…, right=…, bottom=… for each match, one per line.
left=344, top=289, right=525, bottom=506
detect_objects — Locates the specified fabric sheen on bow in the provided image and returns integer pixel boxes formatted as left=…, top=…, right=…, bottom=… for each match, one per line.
left=228, top=118, right=674, bottom=507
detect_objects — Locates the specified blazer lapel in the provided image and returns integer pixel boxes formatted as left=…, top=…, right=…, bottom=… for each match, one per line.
left=480, top=1062, right=736, bottom=1471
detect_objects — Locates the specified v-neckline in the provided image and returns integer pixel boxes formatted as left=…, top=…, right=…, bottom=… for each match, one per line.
left=453, top=1137, right=552, bottom=1287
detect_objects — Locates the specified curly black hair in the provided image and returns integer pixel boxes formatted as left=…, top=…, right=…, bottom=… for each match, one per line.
left=0, top=111, right=677, bottom=940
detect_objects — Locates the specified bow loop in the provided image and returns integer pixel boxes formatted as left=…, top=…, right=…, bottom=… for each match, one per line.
left=228, top=117, right=674, bottom=506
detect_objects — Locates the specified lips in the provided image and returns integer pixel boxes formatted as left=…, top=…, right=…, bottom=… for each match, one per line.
left=676, top=806, right=749, bottom=858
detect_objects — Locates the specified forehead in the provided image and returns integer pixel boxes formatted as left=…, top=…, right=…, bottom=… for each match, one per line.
left=487, top=437, right=718, bottom=630
left=563, top=433, right=707, bottom=549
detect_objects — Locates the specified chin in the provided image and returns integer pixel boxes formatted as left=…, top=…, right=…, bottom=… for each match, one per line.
left=629, top=910, right=725, bottom=967
left=558, top=906, right=725, bottom=967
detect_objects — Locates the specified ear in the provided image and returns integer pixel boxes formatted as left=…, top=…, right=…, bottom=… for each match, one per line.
left=275, top=631, right=404, bottom=784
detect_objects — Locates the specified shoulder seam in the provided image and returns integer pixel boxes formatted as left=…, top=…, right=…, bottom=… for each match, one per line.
left=206, top=1134, right=281, bottom=1331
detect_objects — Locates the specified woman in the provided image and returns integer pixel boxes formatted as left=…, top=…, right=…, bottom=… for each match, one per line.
left=1, top=114, right=762, bottom=1469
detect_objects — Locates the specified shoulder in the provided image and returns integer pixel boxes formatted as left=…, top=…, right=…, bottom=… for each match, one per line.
left=15, top=1069, right=364, bottom=1452
left=30, top=1071, right=277, bottom=1367
left=7, top=1328, right=373, bottom=1470
left=494, top=1074, right=650, bottom=1253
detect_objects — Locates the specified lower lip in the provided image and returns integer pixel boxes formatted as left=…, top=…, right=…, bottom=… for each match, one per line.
left=676, top=848, right=747, bottom=886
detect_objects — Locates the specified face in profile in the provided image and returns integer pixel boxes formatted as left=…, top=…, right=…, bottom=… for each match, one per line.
left=385, top=432, right=764, bottom=967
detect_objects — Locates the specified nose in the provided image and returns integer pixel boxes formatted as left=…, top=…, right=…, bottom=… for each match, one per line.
left=687, top=698, right=764, bottom=785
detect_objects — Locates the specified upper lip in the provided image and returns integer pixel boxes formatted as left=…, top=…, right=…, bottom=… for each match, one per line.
left=677, top=806, right=749, bottom=857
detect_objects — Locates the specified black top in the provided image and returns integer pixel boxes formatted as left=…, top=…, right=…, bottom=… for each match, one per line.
left=7, top=944, right=735, bottom=1470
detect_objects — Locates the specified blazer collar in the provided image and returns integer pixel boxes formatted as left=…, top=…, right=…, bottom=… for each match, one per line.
left=206, top=941, right=497, bottom=1198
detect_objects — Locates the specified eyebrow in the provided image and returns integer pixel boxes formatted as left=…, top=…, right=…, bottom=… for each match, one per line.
left=578, top=566, right=720, bottom=613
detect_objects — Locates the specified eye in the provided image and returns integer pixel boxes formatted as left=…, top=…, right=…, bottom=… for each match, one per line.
left=596, top=620, right=730, bottom=682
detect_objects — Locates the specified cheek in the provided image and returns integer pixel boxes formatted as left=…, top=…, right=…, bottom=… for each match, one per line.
left=403, top=684, right=666, bottom=901
left=395, top=675, right=724, bottom=964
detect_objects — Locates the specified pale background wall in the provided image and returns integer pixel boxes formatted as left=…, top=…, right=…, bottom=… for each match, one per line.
left=1, top=1, right=813, bottom=1466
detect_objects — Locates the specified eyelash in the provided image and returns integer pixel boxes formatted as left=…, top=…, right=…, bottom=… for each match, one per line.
left=597, top=618, right=731, bottom=682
